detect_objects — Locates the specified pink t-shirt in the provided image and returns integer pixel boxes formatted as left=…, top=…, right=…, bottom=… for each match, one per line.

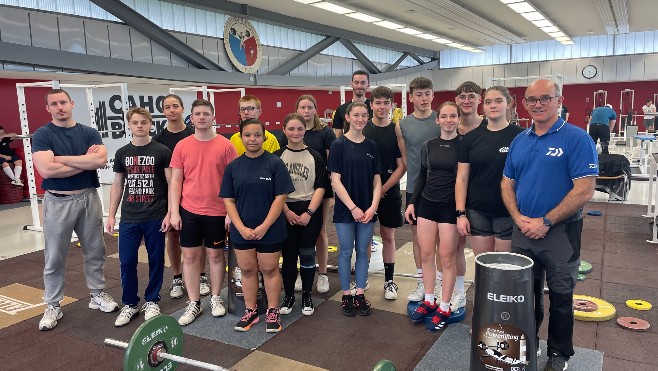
left=170, top=135, right=238, bottom=216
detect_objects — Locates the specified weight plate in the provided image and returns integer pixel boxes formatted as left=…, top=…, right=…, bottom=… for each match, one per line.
left=573, top=298, right=598, bottom=312
left=373, top=359, right=396, bottom=371
left=573, top=295, right=616, bottom=322
left=577, top=274, right=586, bottom=281
left=327, top=245, right=338, bottom=252
left=626, top=299, right=653, bottom=311
left=124, top=315, right=184, bottom=371
left=424, top=307, right=466, bottom=332
left=587, top=210, right=602, bottom=216
left=579, top=261, right=593, bottom=274
left=617, top=317, right=651, bottom=332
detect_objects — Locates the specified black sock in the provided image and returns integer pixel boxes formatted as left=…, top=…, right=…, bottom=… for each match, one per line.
left=195, top=300, right=201, bottom=307
left=384, top=263, right=395, bottom=282
left=174, top=274, right=182, bottom=280
left=200, top=272, right=206, bottom=277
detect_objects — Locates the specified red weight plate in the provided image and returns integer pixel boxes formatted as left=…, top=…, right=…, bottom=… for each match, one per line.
left=573, top=299, right=598, bottom=312
left=617, top=317, right=650, bottom=332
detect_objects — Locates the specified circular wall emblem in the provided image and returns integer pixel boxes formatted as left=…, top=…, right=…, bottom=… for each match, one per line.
left=223, top=17, right=262, bottom=73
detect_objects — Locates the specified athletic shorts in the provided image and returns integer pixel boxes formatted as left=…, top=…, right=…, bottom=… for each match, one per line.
left=377, top=197, right=403, bottom=228
left=0, top=154, right=20, bottom=164
left=232, top=241, right=284, bottom=254
left=179, top=207, right=226, bottom=248
left=466, top=208, right=513, bottom=240
left=417, top=197, right=456, bottom=224
left=405, top=192, right=420, bottom=225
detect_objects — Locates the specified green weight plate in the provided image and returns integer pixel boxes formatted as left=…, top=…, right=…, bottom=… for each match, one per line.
left=124, top=315, right=184, bottom=371
left=373, top=359, right=396, bottom=371
left=579, top=261, right=592, bottom=274
left=577, top=273, right=586, bottom=281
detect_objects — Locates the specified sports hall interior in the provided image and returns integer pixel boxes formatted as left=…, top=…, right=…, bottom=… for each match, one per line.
left=0, top=0, right=657, bottom=370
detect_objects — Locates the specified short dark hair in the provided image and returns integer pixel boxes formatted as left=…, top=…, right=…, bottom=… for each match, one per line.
left=409, top=77, right=433, bottom=94
left=352, top=70, right=369, bottom=81
left=371, top=86, right=394, bottom=101
left=191, top=99, right=214, bottom=114
left=455, top=81, right=482, bottom=96
left=484, top=86, right=513, bottom=104
left=239, top=118, right=264, bottom=135
left=163, top=94, right=184, bottom=107
left=46, top=89, right=72, bottom=103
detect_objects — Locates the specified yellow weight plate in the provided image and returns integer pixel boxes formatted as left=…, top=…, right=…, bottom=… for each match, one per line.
left=573, top=295, right=616, bottom=322
left=328, top=245, right=338, bottom=252
left=626, top=299, right=653, bottom=311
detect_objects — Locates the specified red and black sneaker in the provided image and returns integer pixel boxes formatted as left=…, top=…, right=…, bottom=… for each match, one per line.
left=426, top=308, right=451, bottom=332
left=354, top=294, right=372, bottom=316
left=341, top=295, right=356, bottom=316
left=234, top=307, right=259, bottom=331
left=409, top=299, right=437, bottom=322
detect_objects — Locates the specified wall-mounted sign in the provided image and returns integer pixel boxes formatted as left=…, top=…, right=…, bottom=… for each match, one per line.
left=223, top=17, right=262, bottom=74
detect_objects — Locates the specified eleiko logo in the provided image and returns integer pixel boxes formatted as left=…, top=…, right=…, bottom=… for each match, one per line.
left=487, top=293, right=525, bottom=303
left=546, top=147, right=563, bottom=157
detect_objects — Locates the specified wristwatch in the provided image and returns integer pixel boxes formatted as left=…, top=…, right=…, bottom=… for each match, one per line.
left=542, top=216, right=553, bottom=228
left=456, top=210, right=467, bottom=218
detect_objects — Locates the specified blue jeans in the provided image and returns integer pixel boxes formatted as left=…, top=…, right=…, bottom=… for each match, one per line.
left=119, top=220, right=165, bottom=305
left=336, top=222, right=375, bottom=292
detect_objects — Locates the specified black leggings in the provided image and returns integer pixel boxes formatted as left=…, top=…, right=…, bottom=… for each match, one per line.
left=282, top=200, right=323, bottom=295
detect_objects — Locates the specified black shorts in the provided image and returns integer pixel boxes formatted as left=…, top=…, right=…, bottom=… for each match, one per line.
left=405, top=192, right=420, bottom=225
left=179, top=207, right=226, bottom=248
left=377, top=197, right=403, bottom=228
left=466, top=208, right=513, bottom=240
left=0, top=154, right=20, bottom=164
left=232, top=241, right=284, bottom=254
left=417, top=197, right=456, bottom=224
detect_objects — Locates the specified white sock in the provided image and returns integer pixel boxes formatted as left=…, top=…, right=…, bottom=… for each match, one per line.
left=417, top=268, right=423, bottom=282
left=3, top=166, right=15, bottom=180
left=436, top=271, right=443, bottom=283
left=456, top=276, right=465, bottom=292
left=440, top=301, right=450, bottom=312
left=424, top=294, right=435, bottom=303
left=13, top=166, right=22, bottom=181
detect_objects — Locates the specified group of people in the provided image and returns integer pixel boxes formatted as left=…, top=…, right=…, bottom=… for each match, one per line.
left=32, top=73, right=597, bottom=371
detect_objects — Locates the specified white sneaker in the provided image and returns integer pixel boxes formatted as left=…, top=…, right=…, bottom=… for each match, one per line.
left=407, top=281, right=424, bottom=302
left=435, top=281, right=443, bottom=302
left=384, top=280, right=398, bottom=300
left=294, top=274, right=302, bottom=292
left=115, top=305, right=138, bottom=327
left=11, top=179, right=23, bottom=186
left=179, top=301, right=202, bottom=326
left=89, top=292, right=119, bottom=313
left=142, top=302, right=160, bottom=320
left=350, top=279, right=369, bottom=295
left=210, top=296, right=226, bottom=317
left=450, top=290, right=466, bottom=310
left=39, top=305, right=62, bottom=331
left=200, top=275, right=210, bottom=296
left=170, top=278, right=184, bottom=299
left=316, top=274, right=329, bottom=293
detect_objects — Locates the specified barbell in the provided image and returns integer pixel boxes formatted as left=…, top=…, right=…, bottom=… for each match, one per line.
left=104, top=315, right=229, bottom=371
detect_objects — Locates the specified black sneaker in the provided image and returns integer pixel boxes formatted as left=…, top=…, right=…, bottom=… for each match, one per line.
left=341, top=295, right=356, bottom=316
left=426, top=308, right=451, bottom=332
left=265, top=307, right=282, bottom=333
left=301, top=292, right=314, bottom=315
left=354, top=294, right=372, bottom=316
left=280, top=294, right=295, bottom=315
left=234, top=308, right=259, bottom=331
left=545, top=355, right=568, bottom=371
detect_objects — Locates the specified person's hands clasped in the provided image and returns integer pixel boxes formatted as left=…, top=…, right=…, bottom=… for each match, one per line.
left=284, top=210, right=299, bottom=225
left=350, top=206, right=365, bottom=222
left=360, top=207, right=376, bottom=223
left=520, top=216, right=548, bottom=240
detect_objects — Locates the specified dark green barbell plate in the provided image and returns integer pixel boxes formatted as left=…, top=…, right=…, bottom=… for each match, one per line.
left=579, top=261, right=592, bottom=274
left=124, top=315, right=184, bottom=371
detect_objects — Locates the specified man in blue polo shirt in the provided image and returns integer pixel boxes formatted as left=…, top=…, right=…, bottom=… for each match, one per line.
left=501, top=79, right=598, bottom=371
left=588, top=104, right=616, bottom=154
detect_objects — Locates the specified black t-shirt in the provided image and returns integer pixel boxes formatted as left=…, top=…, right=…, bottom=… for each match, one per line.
left=113, top=141, right=172, bottom=222
left=411, top=136, right=461, bottom=204
left=332, top=99, right=373, bottom=132
left=328, top=136, right=381, bottom=223
left=220, top=152, right=295, bottom=245
left=0, top=137, right=14, bottom=156
left=279, top=125, right=336, bottom=166
left=363, top=121, right=402, bottom=199
left=153, top=126, right=194, bottom=153
left=458, top=124, right=524, bottom=216
left=274, top=146, right=327, bottom=202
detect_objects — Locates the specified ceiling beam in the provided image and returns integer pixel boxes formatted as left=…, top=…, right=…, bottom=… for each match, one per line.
left=384, top=52, right=411, bottom=73
left=267, top=36, right=339, bottom=76
left=409, top=53, right=427, bottom=66
left=90, top=0, right=224, bottom=71
left=339, top=39, right=381, bottom=74
left=167, top=0, right=437, bottom=57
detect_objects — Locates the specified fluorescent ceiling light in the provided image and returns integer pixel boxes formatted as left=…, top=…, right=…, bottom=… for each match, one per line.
left=532, top=19, right=553, bottom=28
left=416, top=33, right=438, bottom=40
left=448, top=42, right=464, bottom=47
left=547, top=31, right=565, bottom=37
left=509, top=2, right=536, bottom=14
left=471, top=49, right=485, bottom=53
left=561, top=40, right=575, bottom=45
left=374, top=20, right=404, bottom=29
left=294, top=0, right=321, bottom=4
left=398, top=27, right=422, bottom=35
left=500, top=0, right=524, bottom=3
left=541, top=26, right=560, bottom=33
left=311, top=1, right=354, bottom=14
left=555, top=36, right=571, bottom=41
left=521, top=12, right=544, bottom=21
left=433, top=38, right=452, bottom=44
left=345, top=12, right=381, bottom=22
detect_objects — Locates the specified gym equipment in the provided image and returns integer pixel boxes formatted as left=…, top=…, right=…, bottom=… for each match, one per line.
left=625, top=299, right=653, bottom=311
left=577, top=273, right=586, bottom=281
left=573, top=295, right=616, bottom=321
left=104, top=315, right=228, bottom=370
left=424, top=307, right=466, bottom=332
left=373, top=359, right=396, bottom=371
left=578, top=261, right=593, bottom=274
left=327, top=245, right=338, bottom=252
left=406, top=301, right=466, bottom=325
left=470, top=252, right=536, bottom=371
left=573, top=298, right=598, bottom=312
left=620, top=89, right=635, bottom=131
left=587, top=210, right=603, bottom=216
left=617, top=317, right=650, bottom=332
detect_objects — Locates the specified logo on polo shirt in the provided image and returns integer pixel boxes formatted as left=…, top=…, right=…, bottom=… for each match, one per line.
left=546, top=147, right=563, bottom=157
left=499, top=146, right=509, bottom=153
left=259, top=177, right=272, bottom=181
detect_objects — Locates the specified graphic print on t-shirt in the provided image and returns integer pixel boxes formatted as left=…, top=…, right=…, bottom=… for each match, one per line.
left=124, top=155, right=157, bottom=204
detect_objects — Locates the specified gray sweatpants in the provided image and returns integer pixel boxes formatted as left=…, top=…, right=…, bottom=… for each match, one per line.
left=43, top=188, right=106, bottom=305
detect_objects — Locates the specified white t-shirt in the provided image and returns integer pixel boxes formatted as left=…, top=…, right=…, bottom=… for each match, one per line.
left=642, top=104, right=656, bottom=115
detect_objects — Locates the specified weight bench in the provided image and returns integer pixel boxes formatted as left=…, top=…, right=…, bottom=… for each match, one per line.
left=596, top=154, right=631, bottom=201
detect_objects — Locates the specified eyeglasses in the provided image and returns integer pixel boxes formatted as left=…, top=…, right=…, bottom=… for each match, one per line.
left=239, top=106, right=258, bottom=113
left=523, top=96, right=558, bottom=105
left=457, top=94, right=479, bottom=102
